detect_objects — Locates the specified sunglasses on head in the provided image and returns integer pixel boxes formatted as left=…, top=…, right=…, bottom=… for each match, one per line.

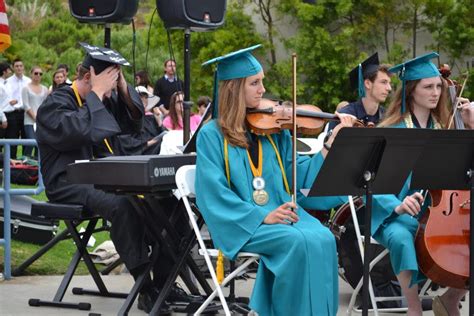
left=34, top=72, right=43, bottom=76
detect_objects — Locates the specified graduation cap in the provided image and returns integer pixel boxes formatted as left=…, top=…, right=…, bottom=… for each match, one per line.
left=79, top=42, right=130, bottom=74
left=389, top=52, right=440, bottom=113
left=349, top=53, right=379, bottom=98
left=202, top=44, right=263, bottom=118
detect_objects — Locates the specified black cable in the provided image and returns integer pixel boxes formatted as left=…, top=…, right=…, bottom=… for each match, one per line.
left=145, top=8, right=156, bottom=73
left=131, top=18, right=136, bottom=85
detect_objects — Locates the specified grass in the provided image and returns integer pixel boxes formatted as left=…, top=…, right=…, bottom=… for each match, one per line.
left=0, top=183, right=111, bottom=275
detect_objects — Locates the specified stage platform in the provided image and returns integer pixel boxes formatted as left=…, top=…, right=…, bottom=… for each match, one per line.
left=0, top=274, right=468, bottom=315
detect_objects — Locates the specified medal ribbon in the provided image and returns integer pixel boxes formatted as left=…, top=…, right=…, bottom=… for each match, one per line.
left=223, top=135, right=290, bottom=195
left=246, top=138, right=263, bottom=178
left=71, top=81, right=114, bottom=154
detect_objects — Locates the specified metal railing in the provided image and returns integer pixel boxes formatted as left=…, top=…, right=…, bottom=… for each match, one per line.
left=0, top=139, right=44, bottom=280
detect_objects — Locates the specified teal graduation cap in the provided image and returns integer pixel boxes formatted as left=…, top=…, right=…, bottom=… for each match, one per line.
left=389, top=52, right=440, bottom=113
left=202, top=44, right=263, bottom=118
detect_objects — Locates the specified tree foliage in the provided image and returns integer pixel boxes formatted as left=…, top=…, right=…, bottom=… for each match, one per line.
left=2, top=0, right=472, bottom=100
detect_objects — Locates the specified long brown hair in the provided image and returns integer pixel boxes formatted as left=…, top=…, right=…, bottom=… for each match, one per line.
left=168, top=91, right=185, bottom=129
left=379, top=77, right=449, bottom=128
left=218, top=77, right=249, bottom=148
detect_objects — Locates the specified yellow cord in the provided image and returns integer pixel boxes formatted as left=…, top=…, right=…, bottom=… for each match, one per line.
left=71, top=81, right=113, bottom=155
left=216, top=250, right=224, bottom=284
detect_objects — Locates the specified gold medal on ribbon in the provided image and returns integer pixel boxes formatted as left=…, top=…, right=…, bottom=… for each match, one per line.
left=253, top=189, right=269, bottom=206
left=247, top=139, right=269, bottom=205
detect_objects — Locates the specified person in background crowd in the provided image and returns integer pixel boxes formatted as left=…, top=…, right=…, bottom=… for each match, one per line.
left=153, top=59, right=183, bottom=117
left=5, top=58, right=31, bottom=159
left=328, top=53, right=391, bottom=130
left=196, top=95, right=211, bottom=117
left=0, top=62, right=12, bottom=138
left=49, top=69, right=67, bottom=93
left=21, top=66, right=48, bottom=158
left=162, top=91, right=201, bottom=131
left=57, top=63, right=72, bottom=85
left=135, top=70, right=154, bottom=94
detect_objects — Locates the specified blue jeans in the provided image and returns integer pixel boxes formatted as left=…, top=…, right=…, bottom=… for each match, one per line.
left=23, top=124, right=36, bottom=159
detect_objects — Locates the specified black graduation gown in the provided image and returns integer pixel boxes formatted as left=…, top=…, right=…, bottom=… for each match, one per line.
left=103, top=115, right=164, bottom=156
left=36, top=84, right=151, bottom=270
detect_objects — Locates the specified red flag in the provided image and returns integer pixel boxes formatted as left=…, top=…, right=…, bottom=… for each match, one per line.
left=0, top=0, right=11, bottom=52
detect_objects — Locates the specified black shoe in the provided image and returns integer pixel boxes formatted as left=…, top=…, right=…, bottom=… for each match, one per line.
left=137, top=287, right=171, bottom=314
left=166, top=283, right=204, bottom=303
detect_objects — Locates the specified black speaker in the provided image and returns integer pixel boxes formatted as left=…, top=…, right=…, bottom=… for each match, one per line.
left=69, top=0, right=139, bottom=24
left=156, top=0, right=227, bottom=31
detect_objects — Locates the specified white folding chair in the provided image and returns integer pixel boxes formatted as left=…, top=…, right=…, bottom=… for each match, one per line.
left=345, top=195, right=433, bottom=315
left=175, top=165, right=260, bottom=316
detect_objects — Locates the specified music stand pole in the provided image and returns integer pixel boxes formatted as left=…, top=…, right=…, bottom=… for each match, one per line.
left=470, top=169, right=473, bottom=315
left=362, top=174, right=373, bottom=316
left=183, top=28, right=192, bottom=145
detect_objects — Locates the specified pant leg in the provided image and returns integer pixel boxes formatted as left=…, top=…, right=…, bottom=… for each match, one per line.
left=5, top=111, right=23, bottom=159
left=51, top=184, right=150, bottom=271
left=23, top=124, right=35, bottom=158
left=143, top=195, right=190, bottom=289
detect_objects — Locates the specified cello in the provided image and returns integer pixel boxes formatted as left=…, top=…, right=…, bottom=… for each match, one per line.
left=415, top=69, right=470, bottom=289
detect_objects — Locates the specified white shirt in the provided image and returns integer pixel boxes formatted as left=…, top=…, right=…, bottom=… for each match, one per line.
left=5, top=74, right=31, bottom=112
left=0, top=77, right=9, bottom=122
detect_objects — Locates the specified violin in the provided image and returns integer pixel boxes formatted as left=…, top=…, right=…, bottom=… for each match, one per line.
left=246, top=100, right=366, bottom=136
left=415, top=190, right=470, bottom=289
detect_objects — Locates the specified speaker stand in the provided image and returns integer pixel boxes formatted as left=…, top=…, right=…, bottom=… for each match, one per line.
left=183, top=28, right=192, bottom=145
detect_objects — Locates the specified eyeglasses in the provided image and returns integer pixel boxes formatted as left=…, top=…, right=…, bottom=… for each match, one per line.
left=33, top=72, right=43, bottom=76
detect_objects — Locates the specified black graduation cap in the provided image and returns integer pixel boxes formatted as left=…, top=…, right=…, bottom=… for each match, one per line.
left=349, top=53, right=379, bottom=97
left=79, top=42, right=130, bottom=74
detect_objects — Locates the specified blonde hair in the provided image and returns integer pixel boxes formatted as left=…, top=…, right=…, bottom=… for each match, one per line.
left=378, top=77, right=449, bottom=128
left=218, top=78, right=249, bottom=148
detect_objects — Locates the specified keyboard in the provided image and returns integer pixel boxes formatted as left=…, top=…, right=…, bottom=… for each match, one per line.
left=67, top=154, right=196, bottom=193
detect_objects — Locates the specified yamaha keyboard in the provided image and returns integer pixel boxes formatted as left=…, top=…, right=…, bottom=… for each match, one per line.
left=67, top=154, right=196, bottom=193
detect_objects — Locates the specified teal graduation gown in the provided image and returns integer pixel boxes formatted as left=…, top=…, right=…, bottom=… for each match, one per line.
left=372, top=119, right=434, bottom=286
left=196, top=120, right=341, bottom=316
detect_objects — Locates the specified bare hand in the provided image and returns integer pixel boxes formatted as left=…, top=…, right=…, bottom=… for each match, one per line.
left=1, top=121, right=7, bottom=129
left=325, top=112, right=358, bottom=147
left=394, top=192, right=424, bottom=216
left=90, top=66, right=120, bottom=100
left=263, top=201, right=299, bottom=225
left=457, top=98, right=473, bottom=129
left=116, top=68, right=128, bottom=95
left=147, top=138, right=158, bottom=147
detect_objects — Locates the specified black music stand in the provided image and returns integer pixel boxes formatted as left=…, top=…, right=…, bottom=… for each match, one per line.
left=410, top=129, right=474, bottom=315
left=302, top=127, right=431, bottom=316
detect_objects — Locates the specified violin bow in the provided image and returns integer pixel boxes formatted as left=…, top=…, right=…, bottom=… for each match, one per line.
left=291, top=53, right=297, bottom=215
left=447, top=74, right=468, bottom=130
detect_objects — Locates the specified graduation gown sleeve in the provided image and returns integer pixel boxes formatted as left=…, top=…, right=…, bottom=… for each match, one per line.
left=273, top=131, right=347, bottom=210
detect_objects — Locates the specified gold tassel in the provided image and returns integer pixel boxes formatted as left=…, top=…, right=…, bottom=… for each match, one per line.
left=216, top=250, right=224, bottom=284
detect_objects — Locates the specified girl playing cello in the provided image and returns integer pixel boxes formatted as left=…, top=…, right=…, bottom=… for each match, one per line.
left=375, top=52, right=471, bottom=316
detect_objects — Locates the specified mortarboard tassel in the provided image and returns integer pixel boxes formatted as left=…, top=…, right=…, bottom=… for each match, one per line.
left=358, top=64, right=365, bottom=98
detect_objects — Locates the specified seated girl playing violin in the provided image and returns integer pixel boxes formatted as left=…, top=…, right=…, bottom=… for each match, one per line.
left=374, top=52, right=471, bottom=316
left=195, top=45, right=356, bottom=316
